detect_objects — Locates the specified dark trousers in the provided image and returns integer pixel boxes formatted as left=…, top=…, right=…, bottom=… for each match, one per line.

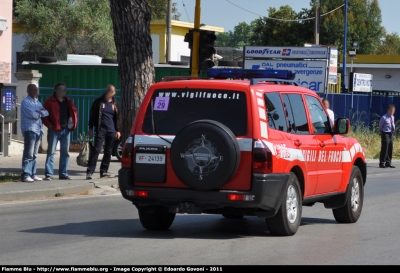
left=380, top=132, right=394, bottom=165
left=87, top=129, right=116, bottom=175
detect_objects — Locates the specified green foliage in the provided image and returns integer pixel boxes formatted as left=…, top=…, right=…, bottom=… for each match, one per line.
left=377, top=32, right=400, bottom=55
left=15, top=0, right=116, bottom=59
left=215, top=22, right=254, bottom=47
left=14, top=0, right=181, bottom=59
left=147, top=0, right=181, bottom=20
left=316, top=0, right=385, bottom=54
left=250, top=6, right=313, bottom=46
left=220, top=0, right=385, bottom=54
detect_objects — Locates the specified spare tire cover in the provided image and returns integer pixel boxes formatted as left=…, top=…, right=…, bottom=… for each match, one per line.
left=170, top=120, right=241, bottom=191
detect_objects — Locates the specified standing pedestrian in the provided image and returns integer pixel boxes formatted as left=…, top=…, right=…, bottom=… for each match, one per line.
left=322, top=98, right=335, bottom=123
left=379, top=104, right=396, bottom=168
left=20, top=84, right=49, bottom=182
left=86, top=85, right=121, bottom=179
left=42, top=83, right=78, bottom=180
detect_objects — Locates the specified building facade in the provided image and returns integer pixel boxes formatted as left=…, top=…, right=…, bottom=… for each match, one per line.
left=0, top=0, right=13, bottom=83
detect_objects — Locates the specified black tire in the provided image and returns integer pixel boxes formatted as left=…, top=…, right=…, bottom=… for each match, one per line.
left=170, top=120, right=241, bottom=191
left=217, top=60, right=238, bottom=67
left=113, top=139, right=122, bottom=162
left=266, top=173, right=302, bottom=236
left=332, top=166, right=364, bottom=223
left=138, top=207, right=176, bottom=230
left=168, top=61, right=189, bottom=66
left=38, top=56, right=57, bottom=63
left=222, top=213, right=244, bottom=219
left=101, top=58, right=118, bottom=64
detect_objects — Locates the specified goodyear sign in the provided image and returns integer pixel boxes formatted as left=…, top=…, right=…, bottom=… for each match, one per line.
left=244, top=46, right=329, bottom=59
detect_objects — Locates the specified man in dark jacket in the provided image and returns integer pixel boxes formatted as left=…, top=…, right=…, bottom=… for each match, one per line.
left=87, top=84, right=122, bottom=179
left=42, top=83, right=78, bottom=180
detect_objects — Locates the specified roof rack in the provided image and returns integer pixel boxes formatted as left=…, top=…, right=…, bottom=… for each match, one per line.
left=250, top=79, right=298, bottom=86
left=160, top=76, right=203, bottom=82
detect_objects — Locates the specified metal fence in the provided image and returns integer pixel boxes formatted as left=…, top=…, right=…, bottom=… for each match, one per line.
left=38, top=87, right=120, bottom=142
left=38, top=86, right=400, bottom=141
left=322, top=93, right=400, bottom=130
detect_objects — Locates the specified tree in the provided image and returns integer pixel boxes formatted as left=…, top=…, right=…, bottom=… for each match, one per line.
left=250, top=5, right=312, bottom=46
left=109, top=0, right=155, bottom=140
left=377, top=33, right=400, bottom=55
left=147, top=0, right=181, bottom=20
left=215, top=22, right=254, bottom=47
left=15, top=0, right=116, bottom=58
left=312, top=0, right=385, bottom=54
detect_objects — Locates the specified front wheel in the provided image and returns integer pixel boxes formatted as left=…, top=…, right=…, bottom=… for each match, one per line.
left=332, top=166, right=364, bottom=223
left=138, top=206, right=176, bottom=230
left=266, top=173, right=302, bottom=236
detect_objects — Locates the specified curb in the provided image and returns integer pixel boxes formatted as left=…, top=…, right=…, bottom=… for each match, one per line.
left=0, top=178, right=119, bottom=202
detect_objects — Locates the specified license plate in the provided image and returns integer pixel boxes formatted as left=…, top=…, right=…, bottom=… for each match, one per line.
left=136, top=154, right=166, bottom=164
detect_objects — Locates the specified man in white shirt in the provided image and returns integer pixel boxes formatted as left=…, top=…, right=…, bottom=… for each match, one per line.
left=323, top=99, right=335, bottom=124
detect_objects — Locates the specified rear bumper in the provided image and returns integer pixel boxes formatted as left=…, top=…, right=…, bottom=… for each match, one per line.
left=118, top=168, right=290, bottom=213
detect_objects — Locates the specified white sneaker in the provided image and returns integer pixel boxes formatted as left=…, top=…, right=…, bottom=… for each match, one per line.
left=22, top=177, right=34, bottom=183
left=32, top=176, right=43, bottom=181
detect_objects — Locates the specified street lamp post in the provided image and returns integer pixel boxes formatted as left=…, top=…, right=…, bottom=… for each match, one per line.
left=342, top=0, right=348, bottom=93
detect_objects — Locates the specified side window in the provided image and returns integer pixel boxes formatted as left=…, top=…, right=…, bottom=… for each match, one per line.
left=265, top=92, right=287, bottom=132
left=305, top=95, right=331, bottom=134
left=282, top=94, right=310, bottom=134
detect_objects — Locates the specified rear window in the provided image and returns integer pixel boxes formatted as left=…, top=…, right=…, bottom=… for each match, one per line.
left=142, top=89, right=248, bottom=136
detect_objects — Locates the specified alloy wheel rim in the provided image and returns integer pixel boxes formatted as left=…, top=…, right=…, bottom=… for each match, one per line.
left=286, top=185, right=298, bottom=224
left=351, top=177, right=360, bottom=212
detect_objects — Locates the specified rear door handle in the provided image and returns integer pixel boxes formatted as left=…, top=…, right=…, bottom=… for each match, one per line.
left=294, top=140, right=302, bottom=147
left=319, top=142, right=326, bottom=148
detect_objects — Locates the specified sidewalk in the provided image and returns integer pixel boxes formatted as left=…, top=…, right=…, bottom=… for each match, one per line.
left=0, top=152, right=120, bottom=201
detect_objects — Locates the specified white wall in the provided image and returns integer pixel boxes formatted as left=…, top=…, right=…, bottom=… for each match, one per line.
left=11, top=33, right=25, bottom=83
left=344, top=67, right=400, bottom=91
left=151, top=34, right=160, bottom=64
left=171, top=35, right=190, bottom=62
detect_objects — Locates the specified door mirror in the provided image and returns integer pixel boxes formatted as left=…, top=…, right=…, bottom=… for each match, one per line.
left=334, top=118, right=350, bottom=135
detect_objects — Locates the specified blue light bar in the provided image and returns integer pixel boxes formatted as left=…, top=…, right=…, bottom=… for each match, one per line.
left=207, top=68, right=296, bottom=80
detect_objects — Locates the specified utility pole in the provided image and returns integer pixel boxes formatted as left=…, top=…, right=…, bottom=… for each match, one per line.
left=191, top=0, right=201, bottom=77
left=166, top=0, right=172, bottom=63
left=342, top=0, right=348, bottom=93
left=315, top=5, right=320, bottom=45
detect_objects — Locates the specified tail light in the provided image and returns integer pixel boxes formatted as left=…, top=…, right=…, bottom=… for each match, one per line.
left=253, top=139, right=272, bottom=174
left=121, top=136, right=134, bottom=168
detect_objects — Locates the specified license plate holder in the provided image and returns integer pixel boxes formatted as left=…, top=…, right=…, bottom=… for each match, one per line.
left=134, top=145, right=167, bottom=183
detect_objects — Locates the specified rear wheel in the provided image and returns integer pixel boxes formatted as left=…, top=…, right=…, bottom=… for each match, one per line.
left=113, top=140, right=122, bottom=162
left=266, top=173, right=302, bottom=236
left=138, top=207, right=176, bottom=230
left=332, top=166, right=364, bottom=223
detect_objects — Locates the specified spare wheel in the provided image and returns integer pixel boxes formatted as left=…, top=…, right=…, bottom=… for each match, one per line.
left=170, top=120, right=241, bottom=191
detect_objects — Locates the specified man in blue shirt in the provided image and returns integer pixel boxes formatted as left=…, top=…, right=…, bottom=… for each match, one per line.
left=379, top=104, right=396, bottom=168
left=20, top=84, right=49, bottom=182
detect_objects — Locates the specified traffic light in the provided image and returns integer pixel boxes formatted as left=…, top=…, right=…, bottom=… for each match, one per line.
left=199, top=30, right=217, bottom=70
left=184, top=29, right=217, bottom=74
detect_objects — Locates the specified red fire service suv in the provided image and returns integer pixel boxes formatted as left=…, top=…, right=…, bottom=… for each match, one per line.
left=118, top=69, right=367, bottom=236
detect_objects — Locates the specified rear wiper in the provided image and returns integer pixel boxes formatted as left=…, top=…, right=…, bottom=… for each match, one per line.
left=151, top=99, right=173, bottom=145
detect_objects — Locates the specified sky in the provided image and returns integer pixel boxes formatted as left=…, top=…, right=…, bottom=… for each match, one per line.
left=178, top=0, right=400, bottom=34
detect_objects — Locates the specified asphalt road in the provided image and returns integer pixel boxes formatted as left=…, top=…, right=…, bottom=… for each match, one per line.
left=1, top=164, right=400, bottom=265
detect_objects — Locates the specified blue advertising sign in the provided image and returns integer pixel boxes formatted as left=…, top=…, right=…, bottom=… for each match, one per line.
left=244, top=59, right=328, bottom=93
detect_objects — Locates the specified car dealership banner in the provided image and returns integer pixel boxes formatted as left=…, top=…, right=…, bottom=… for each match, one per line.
left=244, top=59, right=328, bottom=93
left=349, top=73, right=373, bottom=92
left=328, top=48, right=338, bottom=84
left=244, top=46, right=329, bottom=59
